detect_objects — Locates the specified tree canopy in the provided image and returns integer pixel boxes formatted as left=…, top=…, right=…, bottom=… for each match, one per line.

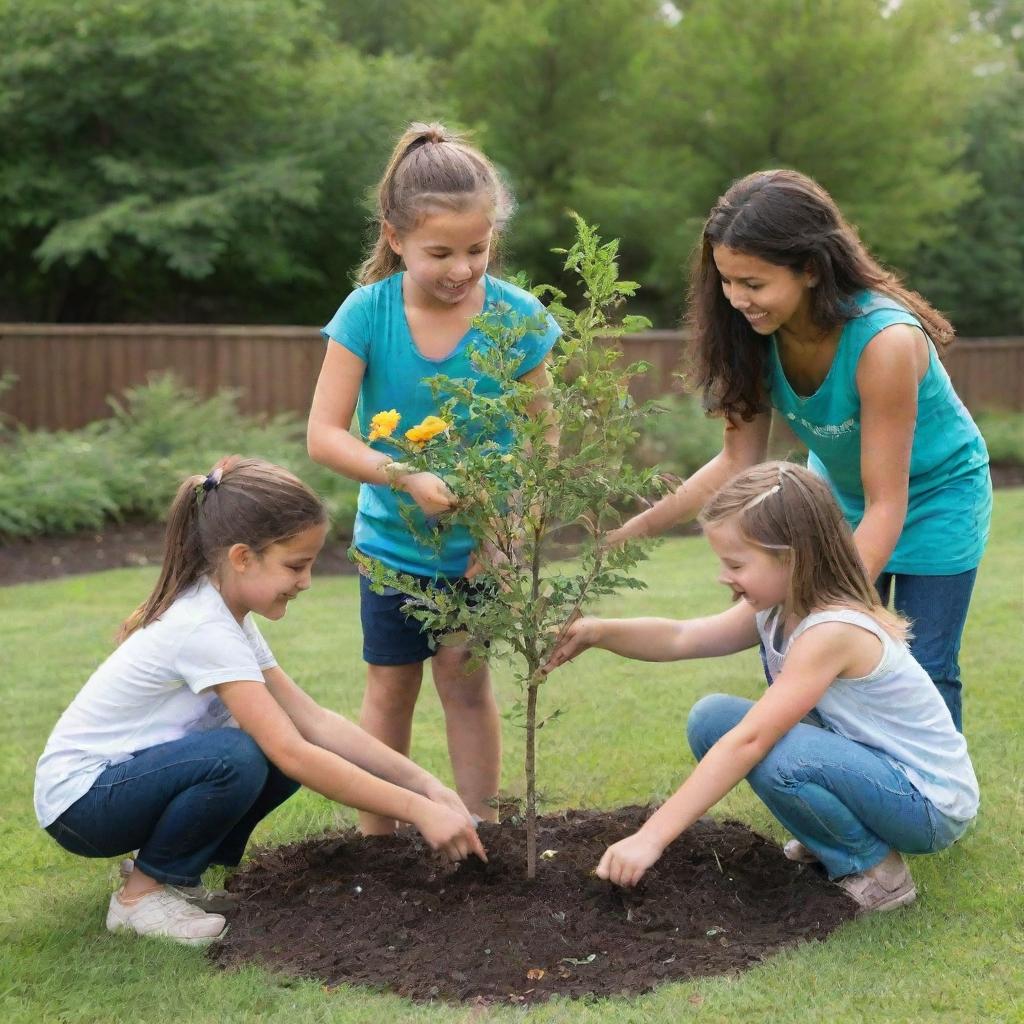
left=1, top=0, right=1020, bottom=333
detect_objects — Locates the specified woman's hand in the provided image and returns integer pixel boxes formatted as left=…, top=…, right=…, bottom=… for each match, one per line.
left=602, top=524, right=631, bottom=550
left=413, top=802, right=488, bottom=863
left=595, top=831, right=666, bottom=888
left=398, top=470, right=459, bottom=517
left=544, top=615, right=601, bottom=672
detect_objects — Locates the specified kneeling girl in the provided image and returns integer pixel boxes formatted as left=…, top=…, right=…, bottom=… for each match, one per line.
left=35, top=457, right=484, bottom=945
left=548, top=462, right=977, bottom=912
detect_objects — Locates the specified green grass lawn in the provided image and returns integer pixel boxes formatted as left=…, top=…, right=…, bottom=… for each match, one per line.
left=2, top=491, right=1022, bottom=1024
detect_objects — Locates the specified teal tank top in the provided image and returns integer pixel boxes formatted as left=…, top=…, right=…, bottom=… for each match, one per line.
left=768, top=291, right=991, bottom=575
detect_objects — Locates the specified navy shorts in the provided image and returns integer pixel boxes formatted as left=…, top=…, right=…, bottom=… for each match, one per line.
left=358, top=572, right=493, bottom=666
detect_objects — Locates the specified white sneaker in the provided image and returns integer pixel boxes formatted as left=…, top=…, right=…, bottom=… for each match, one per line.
left=119, top=858, right=239, bottom=913
left=106, top=888, right=228, bottom=945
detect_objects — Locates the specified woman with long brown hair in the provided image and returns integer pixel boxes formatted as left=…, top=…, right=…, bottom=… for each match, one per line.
left=612, top=170, right=991, bottom=731
left=549, top=463, right=978, bottom=914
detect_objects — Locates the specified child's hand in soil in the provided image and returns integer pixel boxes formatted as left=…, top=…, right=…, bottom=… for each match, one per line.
left=415, top=803, right=488, bottom=864
left=595, top=832, right=665, bottom=888
left=423, top=780, right=477, bottom=828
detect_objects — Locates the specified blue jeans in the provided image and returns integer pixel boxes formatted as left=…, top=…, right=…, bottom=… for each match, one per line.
left=875, top=569, right=977, bottom=733
left=45, top=728, right=299, bottom=887
left=686, top=694, right=967, bottom=879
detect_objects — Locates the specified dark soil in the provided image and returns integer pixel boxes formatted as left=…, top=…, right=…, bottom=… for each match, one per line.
left=0, top=522, right=357, bottom=586
left=210, top=807, right=856, bottom=1005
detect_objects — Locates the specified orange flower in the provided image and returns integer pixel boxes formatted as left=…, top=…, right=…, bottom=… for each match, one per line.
left=367, top=409, right=401, bottom=441
left=404, top=415, right=449, bottom=444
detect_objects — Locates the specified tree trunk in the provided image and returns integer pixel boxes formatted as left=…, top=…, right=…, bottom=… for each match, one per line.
left=525, top=670, right=540, bottom=880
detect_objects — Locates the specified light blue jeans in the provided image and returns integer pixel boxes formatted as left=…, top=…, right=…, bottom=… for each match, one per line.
left=686, top=694, right=968, bottom=879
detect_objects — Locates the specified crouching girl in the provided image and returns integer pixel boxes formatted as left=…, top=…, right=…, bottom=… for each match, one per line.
left=547, top=462, right=977, bottom=913
left=35, top=457, right=485, bottom=945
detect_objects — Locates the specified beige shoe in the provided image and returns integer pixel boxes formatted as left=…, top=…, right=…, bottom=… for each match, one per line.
left=783, top=839, right=820, bottom=864
left=837, top=852, right=917, bottom=914
left=106, top=888, right=228, bottom=945
left=119, top=858, right=240, bottom=914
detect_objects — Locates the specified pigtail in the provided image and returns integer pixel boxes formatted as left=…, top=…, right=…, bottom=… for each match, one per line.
left=118, top=473, right=207, bottom=643
left=117, top=455, right=324, bottom=644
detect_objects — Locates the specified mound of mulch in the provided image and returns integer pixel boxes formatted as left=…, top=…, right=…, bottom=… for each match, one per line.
left=210, top=807, right=856, bottom=1005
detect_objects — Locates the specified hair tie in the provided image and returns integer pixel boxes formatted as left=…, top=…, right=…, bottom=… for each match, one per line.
left=404, top=133, right=442, bottom=159
left=195, top=467, right=224, bottom=504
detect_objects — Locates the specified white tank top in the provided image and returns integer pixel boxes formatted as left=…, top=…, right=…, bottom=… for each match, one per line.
left=756, top=606, right=979, bottom=821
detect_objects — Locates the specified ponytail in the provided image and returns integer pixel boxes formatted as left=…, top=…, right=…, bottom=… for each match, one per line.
left=358, top=121, right=513, bottom=285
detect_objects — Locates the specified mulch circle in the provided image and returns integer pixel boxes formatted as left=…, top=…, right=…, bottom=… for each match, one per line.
left=210, top=807, right=857, bottom=1005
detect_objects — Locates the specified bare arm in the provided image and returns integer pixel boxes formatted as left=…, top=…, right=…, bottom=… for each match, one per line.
left=215, top=678, right=486, bottom=861
left=610, top=411, right=772, bottom=542
left=595, top=622, right=856, bottom=886
left=853, top=325, right=926, bottom=579
left=306, top=342, right=393, bottom=485
left=306, top=341, right=457, bottom=515
left=545, top=600, right=761, bottom=670
left=261, top=666, right=444, bottom=798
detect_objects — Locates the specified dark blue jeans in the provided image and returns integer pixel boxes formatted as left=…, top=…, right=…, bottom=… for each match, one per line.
left=45, top=728, right=299, bottom=887
left=875, top=569, right=977, bottom=733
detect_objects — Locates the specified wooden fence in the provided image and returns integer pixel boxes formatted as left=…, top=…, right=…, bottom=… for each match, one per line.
left=1, top=323, right=1022, bottom=432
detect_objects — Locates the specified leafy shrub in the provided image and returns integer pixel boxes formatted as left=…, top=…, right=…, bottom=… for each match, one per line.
left=0, top=375, right=358, bottom=540
left=628, top=392, right=724, bottom=479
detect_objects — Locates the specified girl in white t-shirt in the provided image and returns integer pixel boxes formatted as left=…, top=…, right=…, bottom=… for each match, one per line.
left=35, top=456, right=485, bottom=945
left=546, top=462, right=978, bottom=914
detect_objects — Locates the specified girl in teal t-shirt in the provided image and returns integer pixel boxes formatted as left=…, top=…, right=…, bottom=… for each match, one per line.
left=308, top=122, right=559, bottom=832
left=613, top=169, right=990, bottom=731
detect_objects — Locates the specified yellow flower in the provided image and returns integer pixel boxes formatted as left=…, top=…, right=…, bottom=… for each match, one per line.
left=367, top=409, right=400, bottom=441
left=404, top=415, right=450, bottom=445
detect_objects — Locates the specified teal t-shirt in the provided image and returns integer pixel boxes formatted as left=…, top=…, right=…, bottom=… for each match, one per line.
left=768, top=291, right=991, bottom=575
left=321, top=272, right=560, bottom=578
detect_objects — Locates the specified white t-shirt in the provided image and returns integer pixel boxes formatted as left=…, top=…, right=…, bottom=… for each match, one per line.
left=756, top=605, right=979, bottom=822
left=34, top=577, right=277, bottom=828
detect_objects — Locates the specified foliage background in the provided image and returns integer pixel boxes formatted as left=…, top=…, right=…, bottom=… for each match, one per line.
left=1, top=0, right=1021, bottom=334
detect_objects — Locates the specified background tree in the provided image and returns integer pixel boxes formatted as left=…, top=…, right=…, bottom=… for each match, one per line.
left=0, top=0, right=437, bottom=322
left=1, top=0, right=1019, bottom=335
left=622, top=0, right=986, bottom=323
left=909, top=0, right=1024, bottom=335
left=444, top=0, right=664, bottom=307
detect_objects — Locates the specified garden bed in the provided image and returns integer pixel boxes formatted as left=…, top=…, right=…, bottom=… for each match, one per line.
left=0, top=522, right=356, bottom=585
left=210, top=807, right=856, bottom=1005
left=3, top=464, right=1019, bottom=588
